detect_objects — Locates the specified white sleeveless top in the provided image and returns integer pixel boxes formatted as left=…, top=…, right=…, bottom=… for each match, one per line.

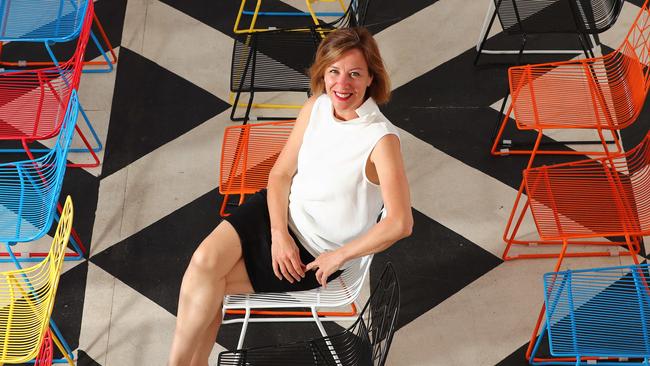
left=287, top=94, right=400, bottom=259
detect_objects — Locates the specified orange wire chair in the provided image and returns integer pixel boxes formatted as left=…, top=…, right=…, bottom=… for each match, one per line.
left=505, top=137, right=650, bottom=364
left=501, top=130, right=650, bottom=262
left=491, top=0, right=650, bottom=157
left=219, top=119, right=295, bottom=217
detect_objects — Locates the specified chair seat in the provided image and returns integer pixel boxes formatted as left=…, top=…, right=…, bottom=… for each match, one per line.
left=524, top=139, right=650, bottom=240
left=224, top=256, right=371, bottom=310
left=510, top=48, right=645, bottom=131
left=543, top=264, right=650, bottom=358
left=0, top=0, right=88, bottom=42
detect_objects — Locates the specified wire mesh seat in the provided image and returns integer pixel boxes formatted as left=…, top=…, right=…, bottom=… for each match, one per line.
left=0, top=196, right=74, bottom=365
left=219, top=120, right=295, bottom=216
left=475, top=0, right=624, bottom=64
left=223, top=255, right=373, bottom=350
left=0, top=0, right=100, bottom=168
left=230, top=27, right=323, bottom=122
left=491, top=0, right=650, bottom=157
left=530, top=263, right=650, bottom=365
left=219, top=261, right=398, bottom=366
left=0, top=0, right=117, bottom=73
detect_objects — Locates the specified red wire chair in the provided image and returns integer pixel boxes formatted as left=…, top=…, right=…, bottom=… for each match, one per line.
left=34, top=329, right=53, bottom=366
left=219, top=119, right=295, bottom=217
left=509, top=134, right=650, bottom=363
left=491, top=0, right=650, bottom=158
left=0, top=0, right=98, bottom=168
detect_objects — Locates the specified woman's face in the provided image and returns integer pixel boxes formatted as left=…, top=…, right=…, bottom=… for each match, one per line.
left=324, top=48, right=373, bottom=121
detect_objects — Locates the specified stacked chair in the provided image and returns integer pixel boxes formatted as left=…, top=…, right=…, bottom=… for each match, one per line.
left=219, top=262, right=400, bottom=366
left=475, top=0, right=624, bottom=65
left=0, top=196, right=75, bottom=366
left=531, top=264, right=650, bottom=365
left=234, top=0, right=351, bottom=34
left=491, top=0, right=649, bottom=158
left=0, top=0, right=116, bottom=169
left=0, top=0, right=117, bottom=363
left=0, top=0, right=117, bottom=73
left=229, top=0, right=368, bottom=122
left=486, top=0, right=650, bottom=364
left=0, top=92, right=82, bottom=364
left=498, top=0, right=650, bottom=261
left=219, top=0, right=387, bottom=354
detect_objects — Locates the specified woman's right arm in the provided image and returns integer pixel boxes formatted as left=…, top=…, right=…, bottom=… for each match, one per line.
left=267, top=96, right=318, bottom=284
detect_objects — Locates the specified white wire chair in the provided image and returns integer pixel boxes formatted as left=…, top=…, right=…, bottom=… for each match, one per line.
left=222, top=255, right=372, bottom=349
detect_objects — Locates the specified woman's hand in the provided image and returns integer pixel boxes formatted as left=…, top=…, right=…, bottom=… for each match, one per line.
left=306, top=250, right=346, bottom=288
left=271, top=230, right=305, bottom=283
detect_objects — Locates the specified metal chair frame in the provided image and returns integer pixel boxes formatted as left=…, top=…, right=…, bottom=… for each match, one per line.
left=0, top=196, right=76, bottom=365
left=229, top=27, right=324, bottom=123
left=474, top=0, right=623, bottom=65
left=0, top=0, right=100, bottom=168
left=0, top=0, right=117, bottom=73
left=223, top=255, right=373, bottom=350
left=530, top=264, right=650, bottom=365
left=0, top=91, right=85, bottom=263
left=219, top=119, right=295, bottom=217
left=233, top=0, right=358, bottom=34
left=491, top=0, right=650, bottom=158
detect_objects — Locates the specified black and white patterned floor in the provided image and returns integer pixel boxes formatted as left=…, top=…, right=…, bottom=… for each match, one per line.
left=10, top=0, right=650, bottom=365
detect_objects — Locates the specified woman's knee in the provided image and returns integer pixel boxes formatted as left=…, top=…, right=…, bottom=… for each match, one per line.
left=189, top=221, right=241, bottom=274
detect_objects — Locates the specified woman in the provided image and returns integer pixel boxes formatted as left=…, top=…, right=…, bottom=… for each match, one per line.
left=168, top=27, right=412, bottom=366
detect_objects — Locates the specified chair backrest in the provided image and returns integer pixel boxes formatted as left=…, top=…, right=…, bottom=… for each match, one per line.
left=0, top=196, right=73, bottom=364
left=495, top=0, right=623, bottom=35
left=524, top=130, right=650, bottom=239
left=230, top=28, right=322, bottom=94
left=354, top=262, right=400, bottom=366
left=543, top=263, right=650, bottom=359
left=0, top=91, right=79, bottom=242
left=0, top=0, right=91, bottom=141
left=219, top=120, right=295, bottom=196
left=0, top=0, right=88, bottom=42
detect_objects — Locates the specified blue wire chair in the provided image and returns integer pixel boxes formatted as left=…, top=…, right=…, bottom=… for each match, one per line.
left=0, top=91, right=83, bottom=364
left=0, top=90, right=84, bottom=262
left=0, top=0, right=115, bottom=73
left=0, top=0, right=102, bottom=167
left=531, top=264, right=650, bottom=365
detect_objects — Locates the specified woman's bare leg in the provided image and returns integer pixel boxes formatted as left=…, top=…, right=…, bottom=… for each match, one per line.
left=188, top=259, right=253, bottom=366
left=168, top=221, right=252, bottom=366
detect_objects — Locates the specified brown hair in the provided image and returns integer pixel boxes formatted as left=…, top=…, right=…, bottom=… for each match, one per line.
left=309, top=27, right=391, bottom=104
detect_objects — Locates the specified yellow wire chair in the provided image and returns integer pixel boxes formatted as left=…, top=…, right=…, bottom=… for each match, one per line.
left=233, top=0, right=348, bottom=34
left=0, top=196, right=74, bottom=365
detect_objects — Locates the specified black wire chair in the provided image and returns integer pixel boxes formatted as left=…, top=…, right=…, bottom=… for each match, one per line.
left=217, top=262, right=400, bottom=366
left=229, top=27, right=323, bottom=122
left=475, top=0, right=625, bottom=65
left=229, top=0, right=372, bottom=123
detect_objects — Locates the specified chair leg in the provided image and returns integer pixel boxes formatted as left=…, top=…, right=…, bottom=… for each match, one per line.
left=474, top=0, right=501, bottom=66
left=490, top=89, right=512, bottom=155
left=50, top=324, right=76, bottom=366
left=236, top=308, right=251, bottom=350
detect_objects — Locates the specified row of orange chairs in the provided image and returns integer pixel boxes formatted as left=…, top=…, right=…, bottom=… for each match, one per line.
left=491, top=1, right=650, bottom=364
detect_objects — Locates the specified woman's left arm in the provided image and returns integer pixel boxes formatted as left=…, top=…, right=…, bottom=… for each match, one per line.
left=306, top=134, right=413, bottom=286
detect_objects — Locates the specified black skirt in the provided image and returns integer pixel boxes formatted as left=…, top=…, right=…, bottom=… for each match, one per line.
left=224, top=189, right=341, bottom=293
